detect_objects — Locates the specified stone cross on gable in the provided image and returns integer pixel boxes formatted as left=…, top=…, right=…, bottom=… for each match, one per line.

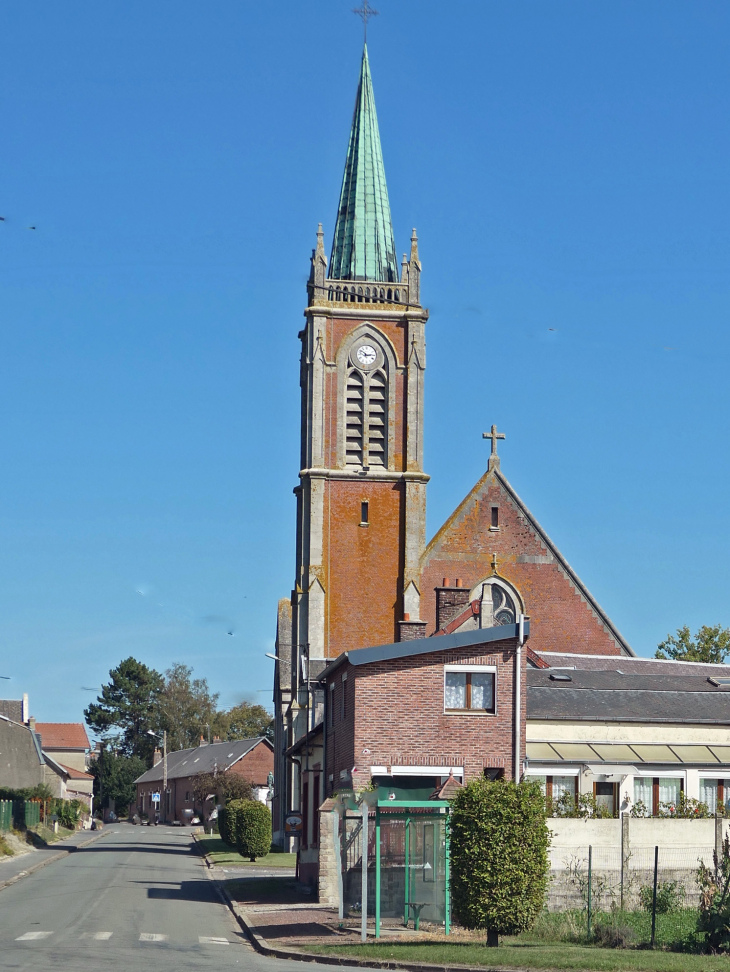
left=482, top=424, right=505, bottom=455
left=483, top=424, right=505, bottom=470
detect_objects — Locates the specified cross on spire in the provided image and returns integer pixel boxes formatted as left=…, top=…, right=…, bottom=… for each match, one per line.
left=353, top=1, right=378, bottom=41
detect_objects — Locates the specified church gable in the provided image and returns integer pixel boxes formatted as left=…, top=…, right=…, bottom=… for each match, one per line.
left=420, top=464, right=633, bottom=657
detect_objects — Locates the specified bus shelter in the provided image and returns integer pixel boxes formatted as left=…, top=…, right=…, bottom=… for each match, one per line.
left=335, top=794, right=451, bottom=940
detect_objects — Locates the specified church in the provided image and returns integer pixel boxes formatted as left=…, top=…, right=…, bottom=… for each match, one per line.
left=270, top=44, right=730, bottom=879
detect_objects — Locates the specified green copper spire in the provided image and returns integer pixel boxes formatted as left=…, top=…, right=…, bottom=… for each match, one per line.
left=329, top=45, right=398, bottom=283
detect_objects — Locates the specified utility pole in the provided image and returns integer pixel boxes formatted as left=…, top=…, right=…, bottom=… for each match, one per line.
left=163, top=729, right=168, bottom=823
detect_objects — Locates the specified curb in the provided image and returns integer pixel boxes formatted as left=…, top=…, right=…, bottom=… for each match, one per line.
left=0, top=829, right=111, bottom=893
left=192, top=838, right=525, bottom=972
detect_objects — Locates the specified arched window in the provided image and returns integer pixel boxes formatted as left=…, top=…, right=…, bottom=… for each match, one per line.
left=345, top=371, right=364, bottom=465
left=343, top=345, right=389, bottom=469
left=490, top=584, right=516, bottom=625
left=468, top=577, right=523, bottom=627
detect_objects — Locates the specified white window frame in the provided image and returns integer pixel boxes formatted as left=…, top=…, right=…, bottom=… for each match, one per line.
left=341, top=673, right=347, bottom=721
left=443, top=664, right=497, bottom=715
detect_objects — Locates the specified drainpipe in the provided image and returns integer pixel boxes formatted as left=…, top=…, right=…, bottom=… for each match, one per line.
left=515, top=615, right=525, bottom=783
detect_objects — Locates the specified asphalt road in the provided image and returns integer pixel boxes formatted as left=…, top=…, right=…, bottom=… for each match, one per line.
left=0, top=824, right=314, bottom=972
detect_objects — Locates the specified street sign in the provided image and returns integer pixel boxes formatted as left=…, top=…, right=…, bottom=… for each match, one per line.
left=152, top=792, right=160, bottom=804
left=285, top=813, right=303, bottom=833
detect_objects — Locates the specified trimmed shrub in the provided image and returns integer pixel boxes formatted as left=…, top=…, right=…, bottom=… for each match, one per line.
left=219, top=799, right=244, bottom=847
left=234, top=800, right=271, bottom=861
left=450, top=778, right=550, bottom=946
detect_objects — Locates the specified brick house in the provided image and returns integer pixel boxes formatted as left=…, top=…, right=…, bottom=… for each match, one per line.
left=134, top=737, right=273, bottom=824
left=34, top=722, right=94, bottom=808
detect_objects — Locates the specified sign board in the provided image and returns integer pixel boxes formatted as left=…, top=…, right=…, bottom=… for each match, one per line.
left=152, top=792, right=160, bottom=804
left=285, top=813, right=303, bottom=834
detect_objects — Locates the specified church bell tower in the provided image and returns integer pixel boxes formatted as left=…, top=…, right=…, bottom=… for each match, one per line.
left=293, top=44, right=429, bottom=671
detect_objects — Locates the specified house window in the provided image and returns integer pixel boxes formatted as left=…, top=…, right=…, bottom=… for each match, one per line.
left=360, top=501, right=369, bottom=525
left=341, top=674, right=347, bottom=720
left=444, top=666, right=495, bottom=713
left=658, top=777, right=682, bottom=811
left=634, top=776, right=653, bottom=813
left=491, top=506, right=499, bottom=529
left=700, top=779, right=721, bottom=814
left=530, top=774, right=577, bottom=813
left=329, top=683, right=335, bottom=728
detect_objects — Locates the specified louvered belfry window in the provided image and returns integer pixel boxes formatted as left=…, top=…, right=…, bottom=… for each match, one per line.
left=367, top=371, right=387, bottom=466
left=345, top=366, right=388, bottom=468
left=345, top=371, right=365, bottom=465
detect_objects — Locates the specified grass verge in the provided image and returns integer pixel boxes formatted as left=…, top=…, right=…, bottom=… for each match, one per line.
left=197, top=834, right=296, bottom=867
left=300, top=941, right=730, bottom=971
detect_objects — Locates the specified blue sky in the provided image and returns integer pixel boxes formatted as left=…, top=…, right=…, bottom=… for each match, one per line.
left=1, top=1, right=729, bottom=723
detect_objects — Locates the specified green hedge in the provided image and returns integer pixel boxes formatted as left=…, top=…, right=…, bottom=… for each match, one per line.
left=234, top=799, right=271, bottom=861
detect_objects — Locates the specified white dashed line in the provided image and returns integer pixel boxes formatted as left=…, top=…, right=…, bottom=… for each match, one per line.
left=199, top=936, right=229, bottom=945
left=139, top=933, right=168, bottom=942
left=80, top=931, right=113, bottom=940
left=16, top=932, right=53, bottom=941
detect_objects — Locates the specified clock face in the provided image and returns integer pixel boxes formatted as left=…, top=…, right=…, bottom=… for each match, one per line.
left=356, top=345, right=377, bottom=366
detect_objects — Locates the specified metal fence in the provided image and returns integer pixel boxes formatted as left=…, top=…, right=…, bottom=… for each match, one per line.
left=0, top=800, right=41, bottom=831
left=548, top=842, right=714, bottom=947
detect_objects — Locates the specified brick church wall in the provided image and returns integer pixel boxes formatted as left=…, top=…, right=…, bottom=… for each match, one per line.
left=420, top=472, right=624, bottom=656
left=324, top=479, right=404, bottom=657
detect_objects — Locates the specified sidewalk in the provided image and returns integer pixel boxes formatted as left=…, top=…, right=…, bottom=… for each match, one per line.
left=0, top=826, right=110, bottom=891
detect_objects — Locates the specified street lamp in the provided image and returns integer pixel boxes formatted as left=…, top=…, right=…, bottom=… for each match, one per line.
left=147, top=729, right=167, bottom=824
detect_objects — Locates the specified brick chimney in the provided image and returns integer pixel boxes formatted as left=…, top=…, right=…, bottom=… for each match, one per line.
left=435, top=578, right=471, bottom=630
left=199, top=736, right=208, bottom=746
left=153, top=748, right=162, bottom=766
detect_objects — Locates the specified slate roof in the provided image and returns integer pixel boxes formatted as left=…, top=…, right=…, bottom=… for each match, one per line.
left=0, top=700, right=23, bottom=723
left=527, top=669, right=730, bottom=724
left=35, top=723, right=90, bottom=751
left=319, top=622, right=527, bottom=681
left=134, top=738, right=271, bottom=785
left=536, top=651, right=730, bottom=677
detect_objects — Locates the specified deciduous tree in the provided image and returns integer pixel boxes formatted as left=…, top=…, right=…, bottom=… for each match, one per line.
left=655, top=625, right=730, bottom=664
left=159, top=663, right=219, bottom=751
left=213, top=702, right=273, bottom=742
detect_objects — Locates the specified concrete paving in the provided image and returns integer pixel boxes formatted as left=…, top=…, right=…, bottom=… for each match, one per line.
left=0, top=823, right=318, bottom=972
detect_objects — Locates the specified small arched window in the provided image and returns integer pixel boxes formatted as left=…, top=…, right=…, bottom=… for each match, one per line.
left=468, top=577, right=523, bottom=627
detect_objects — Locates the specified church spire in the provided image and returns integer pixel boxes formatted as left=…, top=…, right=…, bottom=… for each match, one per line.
left=329, top=45, right=398, bottom=283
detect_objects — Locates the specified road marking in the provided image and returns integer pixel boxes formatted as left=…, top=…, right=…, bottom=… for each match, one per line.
left=139, top=933, right=168, bottom=942
left=80, top=931, right=113, bottom=940
left=199, top=936, right=229, bottom=945
left=16, top=932, right=53, bottom=941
